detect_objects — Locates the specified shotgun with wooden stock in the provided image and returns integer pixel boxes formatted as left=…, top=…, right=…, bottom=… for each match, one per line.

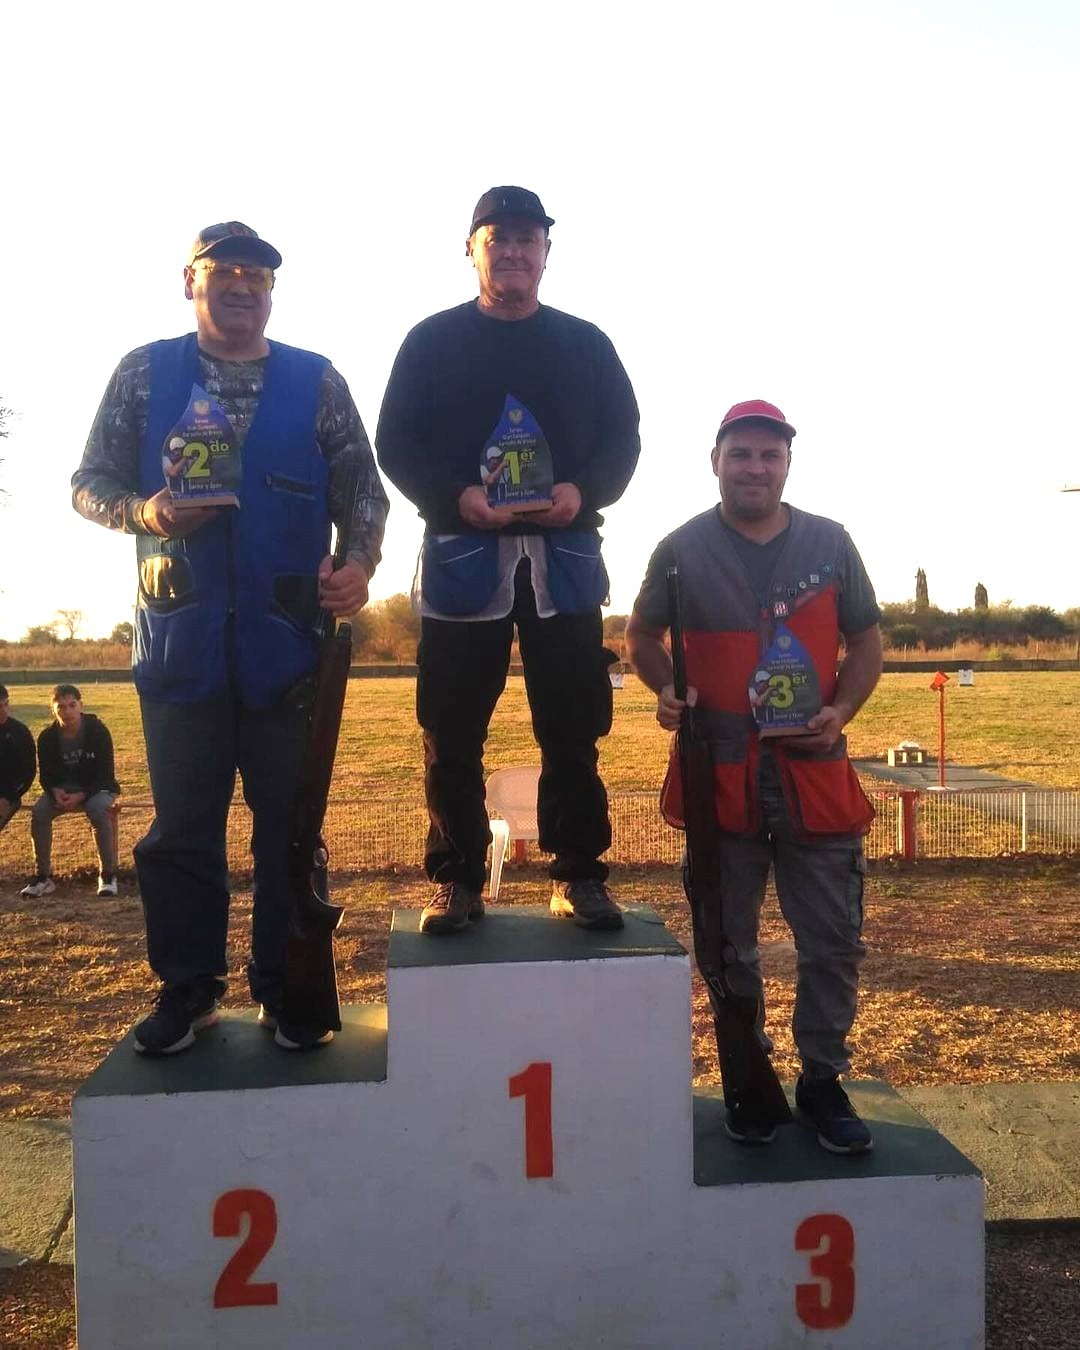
left=666, top=566, right=792, bottom=1126
left=280, top=468, right=361, bottom=1034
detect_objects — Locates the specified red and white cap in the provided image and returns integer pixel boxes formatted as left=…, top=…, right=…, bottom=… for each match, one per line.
left=716, top=399, right=796, bottom=443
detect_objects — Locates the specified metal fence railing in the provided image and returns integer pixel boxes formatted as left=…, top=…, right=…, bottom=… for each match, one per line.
left=3, top=788, right=1080, bottom=882
left=867, top=787, right=1080, bottom=858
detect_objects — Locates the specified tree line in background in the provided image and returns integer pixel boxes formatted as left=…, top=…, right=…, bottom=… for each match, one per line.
left=5, top=595, right=1080, bottom=668
left=2, top=385, right=1074, bottom=663
left=886, top=572, right=1080, bottom=652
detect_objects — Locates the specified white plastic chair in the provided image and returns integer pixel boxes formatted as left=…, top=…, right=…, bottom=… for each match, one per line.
left=486, top=765, right=541, bottom=899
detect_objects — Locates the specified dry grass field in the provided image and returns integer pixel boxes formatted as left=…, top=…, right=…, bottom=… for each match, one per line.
left=1, top=860, right=1078, bottom=1347
left=2, top=673, right=1078, bottom=1346
left=2, top=862, right=1077, bottom=1121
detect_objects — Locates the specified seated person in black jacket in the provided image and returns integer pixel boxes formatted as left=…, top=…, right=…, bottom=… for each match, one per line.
left=0, top=685, right=36, bottom=834
left=20, top=685, right=121, bottom=898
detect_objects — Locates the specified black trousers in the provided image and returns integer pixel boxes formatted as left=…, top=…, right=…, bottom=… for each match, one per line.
left=417, top=569, right=614, bottom=891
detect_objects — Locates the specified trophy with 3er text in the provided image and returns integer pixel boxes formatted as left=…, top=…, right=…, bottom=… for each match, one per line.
left=749, top=624, right=821, bottom=737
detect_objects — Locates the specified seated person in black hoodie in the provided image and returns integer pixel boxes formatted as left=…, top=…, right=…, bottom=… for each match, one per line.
left=20, top=685, right=121, bottom=898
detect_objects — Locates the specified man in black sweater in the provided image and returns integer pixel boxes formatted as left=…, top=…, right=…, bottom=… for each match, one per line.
left=20, top=684, right=121, bottom=898
left=0, top=685, right=36, bottom=837
left=377, top=186, right=641, bottom=934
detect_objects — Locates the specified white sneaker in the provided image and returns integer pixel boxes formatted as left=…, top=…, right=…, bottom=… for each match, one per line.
left=20, top=876, right=56, bottom=898
left=97, top=875, right=119, bottom=897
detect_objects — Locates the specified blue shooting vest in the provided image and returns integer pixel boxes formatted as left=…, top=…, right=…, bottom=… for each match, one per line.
left=135, top=334, right=330, bottom=709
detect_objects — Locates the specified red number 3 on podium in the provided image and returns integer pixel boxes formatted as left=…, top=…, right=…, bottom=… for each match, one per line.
left=795, top=1212, right=855, bottom=1329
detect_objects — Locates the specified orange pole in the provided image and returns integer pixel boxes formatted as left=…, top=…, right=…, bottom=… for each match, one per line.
left=899, top=790, right=918, bottom=859
left=938, top=687, right=946, bottom=788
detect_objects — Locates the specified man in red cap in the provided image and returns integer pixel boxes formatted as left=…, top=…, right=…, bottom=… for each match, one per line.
left=626, top=400, right=882, bottom=1154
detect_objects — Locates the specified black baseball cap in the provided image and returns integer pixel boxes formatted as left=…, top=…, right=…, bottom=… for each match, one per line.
left=469, top=187, right=555, bottom=236
left=188, top=222, right=282, bottom=269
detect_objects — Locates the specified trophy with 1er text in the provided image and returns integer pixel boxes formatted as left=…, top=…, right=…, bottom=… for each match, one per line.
left=481, top=394, right=553, bottom=513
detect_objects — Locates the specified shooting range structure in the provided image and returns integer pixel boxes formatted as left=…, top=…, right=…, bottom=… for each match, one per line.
left=72, top=907, right=984, bottom=1348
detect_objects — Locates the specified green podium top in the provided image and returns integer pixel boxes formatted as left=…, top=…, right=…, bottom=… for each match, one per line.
left=694, top=1081, right=982, bottom=1185
left=388, top=904, right=688, bottom=970
left=75, top=1005, right=388, bottom=1101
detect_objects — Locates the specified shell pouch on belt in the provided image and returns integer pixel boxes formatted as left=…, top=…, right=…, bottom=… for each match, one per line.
left=544, top=530, right=609, bottom=614
left=133, top=537, right=217, bottom=694
left=660, top=734, right=757, bottom=836
left=420, top=534, right=500, bottom=616
left=776, top=739, right=875, bottom=837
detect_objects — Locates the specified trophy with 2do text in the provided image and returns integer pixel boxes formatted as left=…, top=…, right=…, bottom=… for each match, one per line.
left=162, top=384, right=241, bottom=510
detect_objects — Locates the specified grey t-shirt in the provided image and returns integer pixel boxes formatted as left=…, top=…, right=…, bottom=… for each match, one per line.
left=634, top=504, right=881, bottom=637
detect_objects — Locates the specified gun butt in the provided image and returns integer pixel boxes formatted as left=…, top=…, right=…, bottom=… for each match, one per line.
left=281, top=927, right=343, bottom=1033
left=711, top=999, right=793, bottom=1126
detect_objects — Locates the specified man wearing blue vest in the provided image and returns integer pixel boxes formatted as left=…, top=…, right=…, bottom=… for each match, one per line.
left=377, top=187, right=640, bottom=935
left=626, top=400, right=882, bottom=1154
left=73, top=222, right=388, bottom=1055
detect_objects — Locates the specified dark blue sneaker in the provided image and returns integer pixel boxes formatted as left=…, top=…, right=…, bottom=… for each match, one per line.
left=134, top=980, right=223, bottom=1056
left=796, top=1075, right=873, bottom=1154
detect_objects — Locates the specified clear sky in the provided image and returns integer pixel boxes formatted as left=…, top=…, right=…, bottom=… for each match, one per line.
left=2, top=0, right=1078, bottom=639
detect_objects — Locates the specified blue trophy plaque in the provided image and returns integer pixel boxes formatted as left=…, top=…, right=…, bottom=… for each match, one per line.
left=749, top=624, right=821, bottom=737
left=162, top=384, right=240, bottom=509
left=481, top=394, right=554, bottom=513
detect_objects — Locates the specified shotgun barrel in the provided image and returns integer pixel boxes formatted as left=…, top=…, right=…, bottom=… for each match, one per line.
left=667, top=566, right=792, bottom=1125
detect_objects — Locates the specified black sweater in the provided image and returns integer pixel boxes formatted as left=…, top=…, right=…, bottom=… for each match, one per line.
left=376, top=302, right=640, bottom=533
left=37, top=714, right=120, bottom=798
left=0, top=716, right=36, bottom=801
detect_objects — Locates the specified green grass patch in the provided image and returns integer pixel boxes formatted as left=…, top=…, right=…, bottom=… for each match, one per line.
left=3, top=670, right=1079, bottom=808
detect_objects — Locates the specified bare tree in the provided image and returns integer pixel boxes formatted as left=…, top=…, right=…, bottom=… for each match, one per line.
left=55, top=608, right=85, bottom=641
left=0, top=400, right=10, bottom=501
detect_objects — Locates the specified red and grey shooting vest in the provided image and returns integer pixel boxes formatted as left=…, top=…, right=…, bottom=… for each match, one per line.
left=661, top=506, right=874, bottom=839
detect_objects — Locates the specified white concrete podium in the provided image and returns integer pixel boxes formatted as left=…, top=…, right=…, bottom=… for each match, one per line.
left=73, top=906, right=984, bottom=1348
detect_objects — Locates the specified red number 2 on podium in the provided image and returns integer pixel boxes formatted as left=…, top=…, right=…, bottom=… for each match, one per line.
left=795, top=1212, right=855, bottom=1329
left=508, top=1061, right=554, bottom=1178
left=213, top=1188, right=279, bottom=1308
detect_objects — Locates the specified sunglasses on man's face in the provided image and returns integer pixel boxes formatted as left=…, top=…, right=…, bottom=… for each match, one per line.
left=191, top=260, right=275, bottom=292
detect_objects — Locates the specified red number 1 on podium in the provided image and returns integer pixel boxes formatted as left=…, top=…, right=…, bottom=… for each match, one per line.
left=509, top=1061, right=554, bottom=1178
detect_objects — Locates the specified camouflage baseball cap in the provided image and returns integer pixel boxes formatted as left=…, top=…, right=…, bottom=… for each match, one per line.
left=188, top=222, right=282, bottom=269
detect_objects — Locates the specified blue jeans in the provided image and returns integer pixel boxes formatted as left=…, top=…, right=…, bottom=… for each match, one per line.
left=134, top=691, right=309, bottom=1003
